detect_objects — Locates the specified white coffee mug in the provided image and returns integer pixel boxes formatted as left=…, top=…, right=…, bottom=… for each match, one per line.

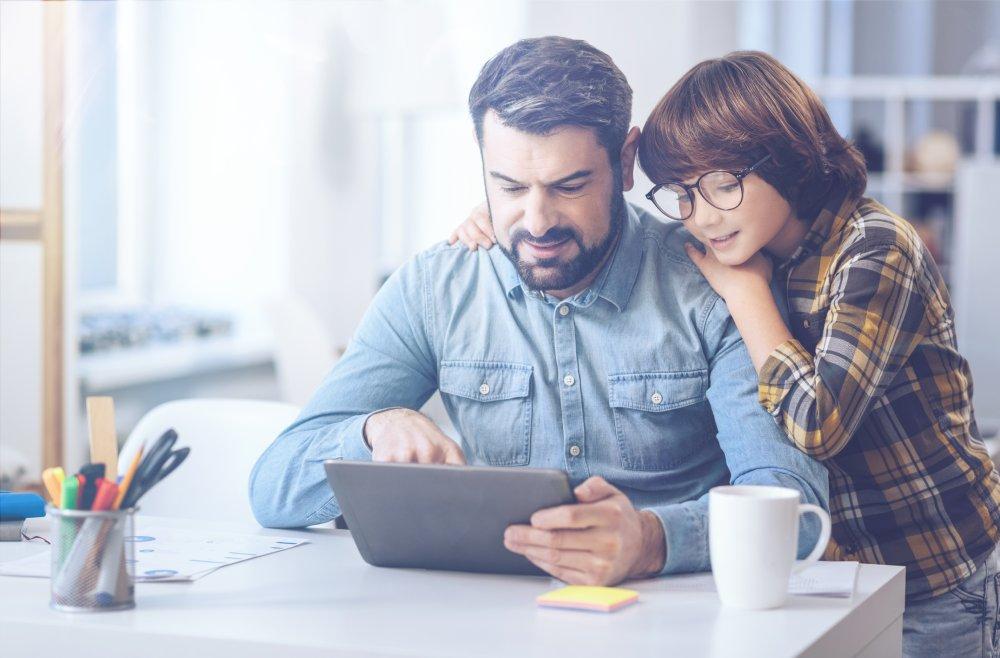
left=709, top=485, right=832, bottom=610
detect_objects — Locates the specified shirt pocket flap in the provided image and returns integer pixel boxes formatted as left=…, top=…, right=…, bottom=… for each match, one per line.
left=440, top=361, right=532, bottom=402
left=608, top=370, right=708, bottom=412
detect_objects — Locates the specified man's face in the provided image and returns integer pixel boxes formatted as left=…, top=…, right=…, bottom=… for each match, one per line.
left=479, top=111, right=626, bottom=296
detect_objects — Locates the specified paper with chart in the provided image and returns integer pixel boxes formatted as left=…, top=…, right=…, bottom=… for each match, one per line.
left=0, top=526, right=308, bottom=582
left=787, top=561, right=859, bottom=597
left=645, top=561, right=859, bottom=598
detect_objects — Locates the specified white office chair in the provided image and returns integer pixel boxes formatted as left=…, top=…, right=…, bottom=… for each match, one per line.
left=119, top=398, right=300, bottom=523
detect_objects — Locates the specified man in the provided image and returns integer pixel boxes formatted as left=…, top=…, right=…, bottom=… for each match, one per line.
left=250, top=36, right=828, bottom=586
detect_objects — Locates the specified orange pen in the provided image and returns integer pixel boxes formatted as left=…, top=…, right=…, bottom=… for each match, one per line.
left=113, top=446, right=144, bottom=510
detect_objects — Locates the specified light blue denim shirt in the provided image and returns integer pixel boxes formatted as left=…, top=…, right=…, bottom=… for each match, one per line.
left=250, top=203, right=829, bottom=575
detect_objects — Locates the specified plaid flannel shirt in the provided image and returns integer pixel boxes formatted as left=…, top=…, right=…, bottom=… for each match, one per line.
left=759, top=192, right=1000, bottom=600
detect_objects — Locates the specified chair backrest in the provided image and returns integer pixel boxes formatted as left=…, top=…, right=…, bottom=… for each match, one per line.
left=119, top=399, right=300, bottom=523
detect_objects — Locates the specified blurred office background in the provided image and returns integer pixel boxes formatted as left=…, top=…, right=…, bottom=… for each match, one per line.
left=1, top=0, right=999, bottom=488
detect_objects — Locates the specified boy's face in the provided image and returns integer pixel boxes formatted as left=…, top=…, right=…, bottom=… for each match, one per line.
left=682, top=171, right=798, bottom=265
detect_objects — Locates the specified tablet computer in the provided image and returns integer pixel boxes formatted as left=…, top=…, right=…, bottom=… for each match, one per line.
left=324, top=460, right=574, bottom=576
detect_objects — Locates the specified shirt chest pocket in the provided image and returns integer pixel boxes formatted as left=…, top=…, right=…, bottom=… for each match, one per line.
left=439, top=361, right=532, bottom=466
left=608, top=370, right=712, bottom=471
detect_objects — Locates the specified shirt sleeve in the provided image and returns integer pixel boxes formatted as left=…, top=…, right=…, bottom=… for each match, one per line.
left=647, top=296, right=830, bottom=574
left=758, top=243, right=927, bottom=461
left=249, top=256, right=439, bottom=528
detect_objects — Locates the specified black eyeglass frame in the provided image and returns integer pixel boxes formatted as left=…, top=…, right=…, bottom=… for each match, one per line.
left=645, top=153, right=772, bottom=221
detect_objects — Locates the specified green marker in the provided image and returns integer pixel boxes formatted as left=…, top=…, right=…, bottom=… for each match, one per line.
left=61, top=476, right=78, bottom=510
left=57, top=476, right=80, bottom=566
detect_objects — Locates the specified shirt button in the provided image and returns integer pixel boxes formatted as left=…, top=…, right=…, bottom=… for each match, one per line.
left=802, top=319, right=810, bottom=328
left=563, top=374, right=575, bottom=387
left=650, top=392, right=663, bottom=405
left=568, top=444, right=581, bottom=457
left=479, top=383, right=490, bottom=395
left=559, top=305, right=570, bottom=317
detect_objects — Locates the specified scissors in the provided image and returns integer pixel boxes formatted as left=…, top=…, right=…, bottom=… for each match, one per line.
left=120, top=429, right=190, bottom=509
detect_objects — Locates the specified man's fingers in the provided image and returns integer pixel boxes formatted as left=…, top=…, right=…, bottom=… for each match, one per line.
left=524, top=556, right=590, bottom=585
left=414, top=442, right=444, bottom=464
left=416, top=422, right=466, bottom=465
left=373, top=447, right=415, bottom=463
left=443, top=442, right=467, bottom=465
left=505, top=524, right=604, bottom=551
left=530, top=502, right=610, bottom=530
left=521, top=546, right=609, bottom=578
left=573, top=476, right=621, bottom=503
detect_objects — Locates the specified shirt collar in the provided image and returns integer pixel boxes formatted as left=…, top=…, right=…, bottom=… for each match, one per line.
left=489, top=202, right=644, bottom=312
left=589, top=203, right=642, bottom=312
left=490, top=242, right=523, bottom=298
left=784, top=188, right=860, bottom=266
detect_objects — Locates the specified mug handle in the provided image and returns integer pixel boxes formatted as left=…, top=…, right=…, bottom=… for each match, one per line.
left=791, top=503, right=832, bottom=574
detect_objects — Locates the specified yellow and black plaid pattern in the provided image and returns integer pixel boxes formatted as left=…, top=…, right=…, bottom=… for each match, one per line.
left=759, top=192, right=1000, bottom=600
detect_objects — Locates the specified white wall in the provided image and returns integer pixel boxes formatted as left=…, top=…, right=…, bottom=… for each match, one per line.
left=0, top=1, right=43, bottom=210
left=954, top=163, right=1000, bottom=432
left=525, top=0, right=740, bottom=208
left=140, top=2, right=292, bottom=311
left=0, top=244, right=43, bottom=480
left=0, top=1, right=44, bottom=482
left=284, top=3, right=381, bottom=347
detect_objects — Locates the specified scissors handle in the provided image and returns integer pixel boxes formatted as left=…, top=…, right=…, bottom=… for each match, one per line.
left=145, top=447, right=190, bottom=489
left=130, top=430, right=177, bottom=485
left=121, top=431, right=187, bottom=508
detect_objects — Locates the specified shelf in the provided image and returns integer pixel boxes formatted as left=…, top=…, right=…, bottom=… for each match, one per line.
left=77, top=331, right=274, bottom=392
left=866, top=172, right=956, bottom=194
left=813, top=76, right=1000, bottom=100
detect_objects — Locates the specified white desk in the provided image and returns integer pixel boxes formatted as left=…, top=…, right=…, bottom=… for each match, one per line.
left=0, top=516, right=904, bottom=658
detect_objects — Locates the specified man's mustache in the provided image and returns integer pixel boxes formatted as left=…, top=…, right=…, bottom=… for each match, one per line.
left=511, top=227, right=582, bottom=249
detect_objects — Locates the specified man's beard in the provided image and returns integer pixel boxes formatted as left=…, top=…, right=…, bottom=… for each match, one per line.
left=498, top=191, right=625, bottom=293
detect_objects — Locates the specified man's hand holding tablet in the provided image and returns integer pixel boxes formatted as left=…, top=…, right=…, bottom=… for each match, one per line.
left=360, top=408, right=665, bottom=586
left=504, top=476, right=666, bottom=586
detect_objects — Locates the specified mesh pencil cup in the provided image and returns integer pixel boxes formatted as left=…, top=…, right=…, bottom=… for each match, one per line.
left=48, top=505, right=136, bottom=612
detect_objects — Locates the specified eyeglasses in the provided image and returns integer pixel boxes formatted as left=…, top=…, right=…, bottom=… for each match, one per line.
left=645, top=154, right=772, bottom=221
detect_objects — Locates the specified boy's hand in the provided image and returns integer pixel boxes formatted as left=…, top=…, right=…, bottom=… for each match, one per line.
left=684, top=242, right=773, bottom=301
left=448, top=202, right=496, bottom=251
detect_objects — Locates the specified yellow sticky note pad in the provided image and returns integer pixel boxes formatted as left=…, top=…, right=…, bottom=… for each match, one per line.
left=536, top=585, right=639, bottom=612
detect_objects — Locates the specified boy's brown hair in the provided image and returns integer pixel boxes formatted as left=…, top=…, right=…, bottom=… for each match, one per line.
left=638, top=51, right=866, bottom=223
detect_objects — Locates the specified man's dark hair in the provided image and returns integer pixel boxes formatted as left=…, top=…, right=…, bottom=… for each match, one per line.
left=468, top=36, right=633, bottom=165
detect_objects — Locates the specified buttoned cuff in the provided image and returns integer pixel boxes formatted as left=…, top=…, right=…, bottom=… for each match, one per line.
left=342, top=411, right=383, bottom=459
left=303, top=413, right=376, bottom=525
left=758, top=339, right=813, bottom=415
left=648, top=501, right=709, bottom=575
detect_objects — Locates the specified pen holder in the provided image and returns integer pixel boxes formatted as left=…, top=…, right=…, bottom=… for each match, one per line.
left=48, top=505, right=136, bottom=612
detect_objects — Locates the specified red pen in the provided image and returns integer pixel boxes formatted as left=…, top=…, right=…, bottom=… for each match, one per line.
left=76, top=474, right=86, bottom=509
left=91, top=478, right=119, bottom=511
